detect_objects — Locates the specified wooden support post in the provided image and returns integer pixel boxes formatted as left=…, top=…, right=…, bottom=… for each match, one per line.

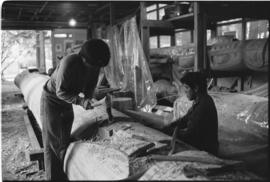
left=39, top=31, right=46, bottom=73
left=87, top=14, right=93, bottom=40
left=24, top=112, right=41, bottom=149
left=140, top=2, right=150, bottom=61
left=242, top=18, right=247, bottom=40
left=29, top=149, right=44, bottom=170
left=194, top=2, right=207, bottom=72
left=213, top=78, right=217, bottom=87
left=210, top=22, right=217, bottom=39
left=190, top=30, right=194, bottom=43
left=110, top=2, right=115, bottom=26
left=171, top=33, right=176, bottom=46
left=268, top=19, right=270, bottom=73
left=36, top=31, right=40, bottom=70
left=237, top=76, right=245, bottom=91
left=51, top=30, right=57, bottom=68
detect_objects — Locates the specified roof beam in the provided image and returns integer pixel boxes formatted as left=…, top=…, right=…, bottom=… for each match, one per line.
left=44, top=11, right=53, bottom=21
left=4, top=2, right=96, bottom=10
left=17, top=8, right=22, bottom=20
left=39, top=2, right=48, bottom=13
left=1, top=20, right=88, bottom=30
left=31, top=2, right=48, bottom=21
left=94, top=3, right=110, bottom=15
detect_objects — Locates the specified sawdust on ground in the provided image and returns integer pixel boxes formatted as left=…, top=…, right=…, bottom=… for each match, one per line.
left=1, top=80, right=45, bottom=180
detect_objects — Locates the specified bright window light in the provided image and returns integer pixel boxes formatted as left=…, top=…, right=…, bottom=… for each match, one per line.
left=54, top=34, right=67, bottom=38
left=69, top=18, right=76, bottom=27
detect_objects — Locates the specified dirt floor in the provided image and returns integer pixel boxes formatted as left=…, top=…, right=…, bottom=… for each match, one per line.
left=1, top=80, right=45, bottom=181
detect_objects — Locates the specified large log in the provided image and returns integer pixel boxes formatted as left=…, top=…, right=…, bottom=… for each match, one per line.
left=13, top=70, right=129, bottom=138
left=15, top=71, right=262, bottom=180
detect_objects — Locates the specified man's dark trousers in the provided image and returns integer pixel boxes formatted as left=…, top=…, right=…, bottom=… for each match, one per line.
left=41, top=88, right=74, bottom=180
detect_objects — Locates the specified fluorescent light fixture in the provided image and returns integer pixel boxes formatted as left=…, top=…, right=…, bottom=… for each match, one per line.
left=69, top=18, right=76, bottom=27
left=54, top=33, right=67, bottom=38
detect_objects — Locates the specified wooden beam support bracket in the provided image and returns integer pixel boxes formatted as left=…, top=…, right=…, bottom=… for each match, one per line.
left=29, top=149, right=44, bottom=171
left=24, top=109, right=44, bottom=171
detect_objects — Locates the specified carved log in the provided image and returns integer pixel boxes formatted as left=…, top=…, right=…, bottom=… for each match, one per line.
left=15, top=71, right=262, bottom=180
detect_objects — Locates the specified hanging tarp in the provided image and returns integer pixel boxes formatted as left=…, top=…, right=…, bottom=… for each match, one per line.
left=104, top=26, right=125, bottom=89
left=104, top=17, right=156, bottom=111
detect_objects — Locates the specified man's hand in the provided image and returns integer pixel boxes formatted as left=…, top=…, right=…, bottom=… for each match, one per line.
left=81, top=97, right=106, bottom=110
left=81, top=98, right=94, bottom=110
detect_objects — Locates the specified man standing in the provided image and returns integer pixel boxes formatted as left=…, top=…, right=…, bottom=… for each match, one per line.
left=169, top=72, right=219, bottom=155
left=40, top=39, right=110, bottom=180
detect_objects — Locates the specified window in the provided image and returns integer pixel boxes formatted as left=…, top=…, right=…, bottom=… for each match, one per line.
left=207, top=30, right=212, bottom=42
left=160, top=36, right=171, bottom=48
left=150, top=36, right=158, bottom=49
left=159, top=8, right=165, bottom=20
left=217, top=23, right=242, bottom=40
left=146, top=4, right=157, bottom=12
left=147, top=11, right=157, bottom=20
left=246, top=20, right=269, bottom=39
left=146, top=3, right=168, bottom=20
left=175, top=30, right=192, bottom=46
left=150, top=36, right=171, bottom=48
left=147, top=3, right=171, bottom=49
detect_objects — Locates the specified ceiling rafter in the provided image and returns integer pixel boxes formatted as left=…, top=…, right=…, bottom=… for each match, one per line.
left=31, top=1, right=48, bottom=21
left=44, top=11, right=53, bottom=21
left=94, top=3, right=110, bottom=15
left=17, top=8, right=22, bottom=20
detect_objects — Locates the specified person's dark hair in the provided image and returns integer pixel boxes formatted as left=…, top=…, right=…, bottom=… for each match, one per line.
left=79, top=39, right=110, bottom=67
left=180, top=71, right=207, bottom=93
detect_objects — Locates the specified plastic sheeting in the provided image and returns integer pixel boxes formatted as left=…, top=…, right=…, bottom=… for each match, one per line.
left=172, top=91, right=268, bottom=143
left=104, top=17, right=156, bottom=111
left=236, top=101, right=268, bottom=128
left=104, top=26, right=125, bottom=89
left=172, top=92, right=268, bottom=178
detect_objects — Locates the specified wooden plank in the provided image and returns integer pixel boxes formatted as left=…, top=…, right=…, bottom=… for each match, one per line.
left=24, top=109, right=44, bottom=170
left=142, top=20, right=174, bottom=29
left=121, top=109, right=167, bottom=130
left=24, top=111, right=42, bottom=149
left=168, top=13, right=194, bottom=21
left=149, top=154, right=243, bottom=166
left=29, top=149, right=44, bottom=170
